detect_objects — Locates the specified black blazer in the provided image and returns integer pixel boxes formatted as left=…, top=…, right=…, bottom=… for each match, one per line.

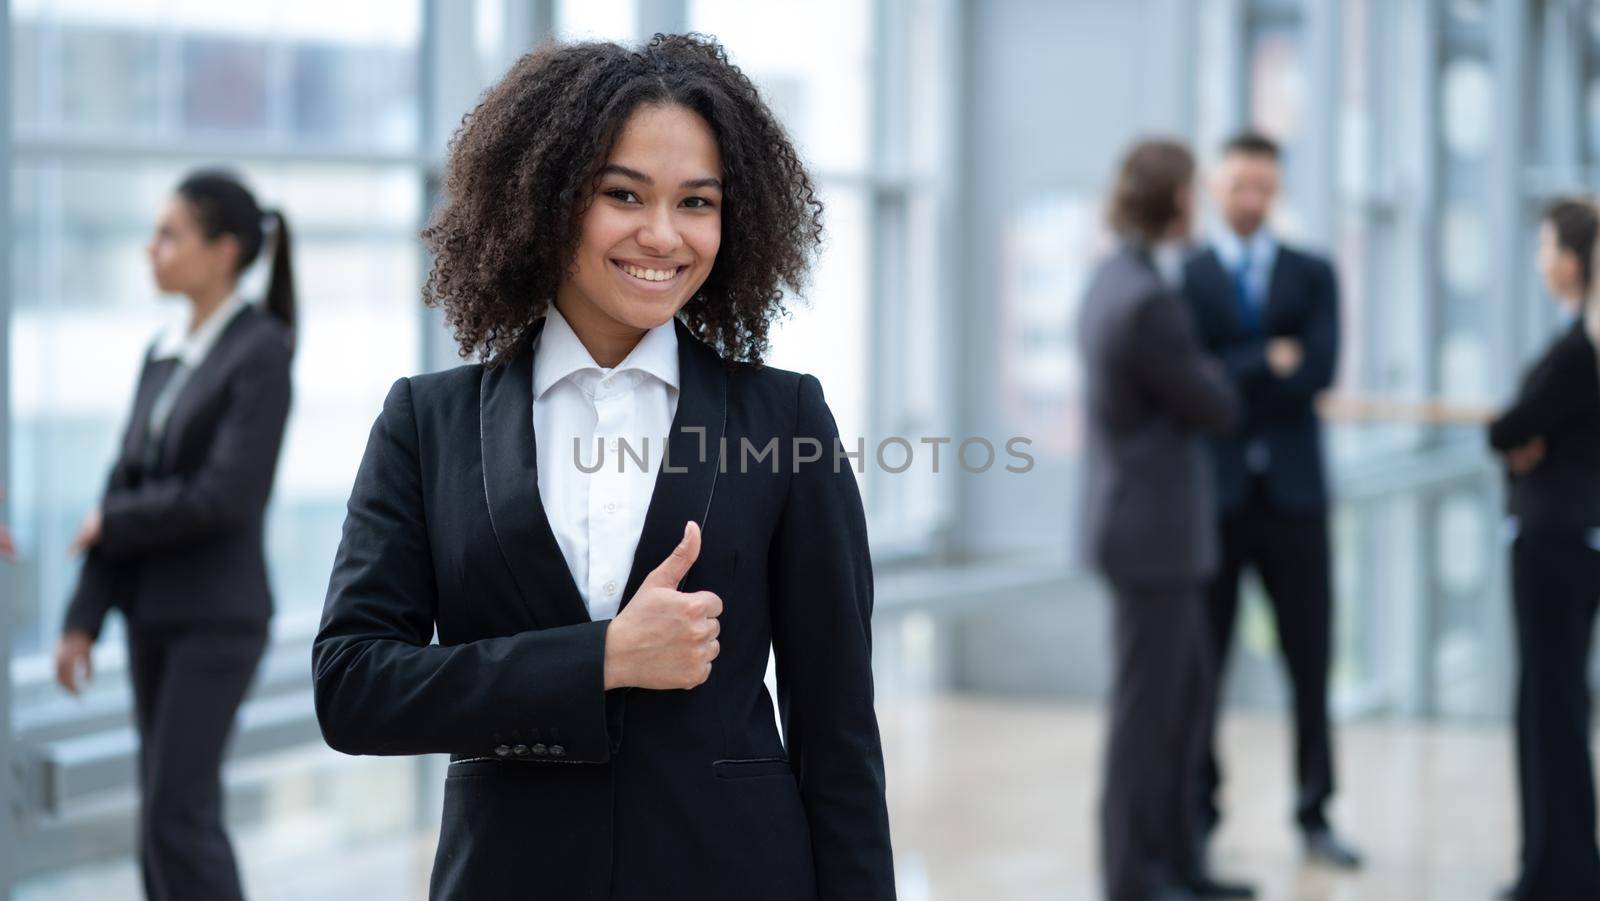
left=312, top=316, right=895, bottom=901
left=63, top=306, right=293, bottom=640
left=1488, top=319, right=1600, bottom=536
left=1077, top=244, right=1239, bottom=590
left=1183, top=244, right=1340, bottom=514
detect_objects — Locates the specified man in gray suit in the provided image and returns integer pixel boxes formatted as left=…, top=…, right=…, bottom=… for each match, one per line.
left=1078, top=139, right=1251, bottom=901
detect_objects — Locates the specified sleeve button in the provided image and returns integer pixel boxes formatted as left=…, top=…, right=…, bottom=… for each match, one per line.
left=549, top=745, right=566, bottom=758
left=513, top=744, right=530, bottom=757
left=531, top=743, right=548, bottom=757
left=494, top=745, right=512, bottom=757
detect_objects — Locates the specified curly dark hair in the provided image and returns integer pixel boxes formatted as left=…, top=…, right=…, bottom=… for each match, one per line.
left=420, top=33, right=824, bottom=368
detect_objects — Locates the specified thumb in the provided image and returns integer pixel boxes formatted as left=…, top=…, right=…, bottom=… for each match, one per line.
left=640, top=520, right=701, bottom=592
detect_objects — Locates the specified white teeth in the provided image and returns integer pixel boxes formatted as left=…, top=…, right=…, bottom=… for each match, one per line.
left=618, top=262, right=678, bottom=282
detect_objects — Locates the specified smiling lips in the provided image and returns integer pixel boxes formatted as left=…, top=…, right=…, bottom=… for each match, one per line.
left=615, top=260, right=685, bottom=283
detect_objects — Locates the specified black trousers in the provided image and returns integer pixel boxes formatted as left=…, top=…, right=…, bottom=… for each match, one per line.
left=1511, top=531, right=1600, bottom=901
left=1198, top=478, right=1335, bottom=833
left=125, top=618, right=268, bottom=901
left=1101, top=580, right=1215, bottom=901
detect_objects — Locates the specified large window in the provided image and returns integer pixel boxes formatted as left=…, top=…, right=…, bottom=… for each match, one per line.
left=689, top=0, right=954, bottom=547
left=9, top=0, right=427, bottom=666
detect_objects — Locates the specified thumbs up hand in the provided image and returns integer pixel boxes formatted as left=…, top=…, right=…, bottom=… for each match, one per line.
left=602, top=521, right=723, bottom=691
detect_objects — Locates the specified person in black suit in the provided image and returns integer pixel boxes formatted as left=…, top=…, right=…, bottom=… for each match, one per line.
left=312, top=35, right=894, bottom=901
left=1181, top=131, right=1360, bottom=868
left=1079, top=138, right=1252, bottom=901
left=55, top=170, right=295, bottom=900
left=1493, top=198, right=1600, bottom=901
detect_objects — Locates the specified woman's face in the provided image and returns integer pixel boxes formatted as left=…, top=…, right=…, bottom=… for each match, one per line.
left=558, top=103, right=724, bottom=335
left=1537, top=220, right=1582, bottom=304
left=146, top=195, right=238, bottom=297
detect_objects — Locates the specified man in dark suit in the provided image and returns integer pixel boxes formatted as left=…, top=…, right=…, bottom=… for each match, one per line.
left=1182, top=131, right=1359, bottom=868
left=1079, top=138, right=1252, bottom=901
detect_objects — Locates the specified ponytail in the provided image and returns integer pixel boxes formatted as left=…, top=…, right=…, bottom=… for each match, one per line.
left=175, top=169, right=296, bottom=354
left=263, top=209, right=296, bottom=348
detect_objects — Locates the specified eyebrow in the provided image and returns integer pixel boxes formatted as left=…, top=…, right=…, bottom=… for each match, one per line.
left=601, top=164, right=723, bottom=191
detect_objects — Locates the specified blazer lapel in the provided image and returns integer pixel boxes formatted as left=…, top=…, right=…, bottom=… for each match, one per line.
left=479, top=315, right=730, bottom=628
left=122, top=353, right=175, bottom=469
left=1191, top=248, right=1239, bottom=335
left=480, top=317, right=590, bottom=629
left=617, top=317, right=729, bottom=612
left=1260, top=246, right=1292, bottom=332
left=155, top=307, right=254, bottom=471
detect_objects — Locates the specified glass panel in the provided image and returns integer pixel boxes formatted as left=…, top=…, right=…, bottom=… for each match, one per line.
left=761, top=184, right=870, bottom=493
left=12, top=1, right=420, bottom=150
left=58, top=25, right=163, bottom=135
left=1248, top=25, right=1309, bottom=236
left=689, top=0, right=872, bottom=174
left=555, top=0, right=636, bottom=43
left=1441, top=57, right=1494, bottom=160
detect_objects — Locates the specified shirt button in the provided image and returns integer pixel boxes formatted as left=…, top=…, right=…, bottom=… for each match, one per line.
left=604, top=580, right=617, bottom=594
left=605, top=501, right=617, bottom=513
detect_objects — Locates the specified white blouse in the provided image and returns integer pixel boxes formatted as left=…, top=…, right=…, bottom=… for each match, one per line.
left=530, top=303, right=680, bottom=621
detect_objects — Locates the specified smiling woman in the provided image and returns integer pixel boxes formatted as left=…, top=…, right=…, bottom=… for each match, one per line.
left=417, top=34, right=822, bottom=370
left=312, top=33, right=895, bottom=901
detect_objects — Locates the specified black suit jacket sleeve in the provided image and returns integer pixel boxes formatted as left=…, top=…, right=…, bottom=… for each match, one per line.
left=769, top=374, right=896, bottom=899
left=1260, top=257, right=1340, bottom=416
left=312, top=377, right=617, bottom=761
left=1488, top=336, right=1591, bottom=452
left=1218, top=337, right=1271, bottom=383
left=96, top=338, right=293, bottom=558
left=62, top=547, right=122, bottom=641
left=1127, top=290, right=1240, bottom=433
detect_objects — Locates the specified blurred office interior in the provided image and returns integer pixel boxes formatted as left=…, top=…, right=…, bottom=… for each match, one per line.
left=2, top=0, right=1596, bottom=898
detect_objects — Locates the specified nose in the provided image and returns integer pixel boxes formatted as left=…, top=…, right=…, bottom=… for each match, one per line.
left=636, top=204, right=684, bottom=256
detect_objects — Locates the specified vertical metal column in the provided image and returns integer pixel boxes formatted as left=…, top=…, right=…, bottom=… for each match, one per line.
left=1, top=0, right=18, bottom=891
left=868, top=0, right=909, bottom=527
left=1488, top=0, right=1528, bottom=378
left=1303, top=0, right=1342, bottom=249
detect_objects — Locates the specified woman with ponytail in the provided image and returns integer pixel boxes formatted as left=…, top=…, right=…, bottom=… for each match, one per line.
left=1491, top=197, right=1600, bottom=901
left=54, top=169, right=295, bottom=900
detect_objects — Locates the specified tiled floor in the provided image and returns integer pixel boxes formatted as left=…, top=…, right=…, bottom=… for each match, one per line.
left=20, top=695, right=1530, bottom=900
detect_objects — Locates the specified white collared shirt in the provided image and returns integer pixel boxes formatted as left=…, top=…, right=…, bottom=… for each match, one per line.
left=1211, top=227, right=1279, bottom=311
left=151, top=291, right=251, bottom=367
left=532, top=303, right=680, bottom=621
left=1149, top=239, right=1189, bottom=291
left=143, top=292, right=251, bottom=468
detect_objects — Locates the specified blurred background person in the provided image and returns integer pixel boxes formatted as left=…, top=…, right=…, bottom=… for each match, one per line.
left=54, top=170, right=294, bottom=901
left=1489, top=198, right=1600, bottom=901
left=1181, top=131, right=1359, bottom=869
left=1078, top=138, right=1249, bottom=901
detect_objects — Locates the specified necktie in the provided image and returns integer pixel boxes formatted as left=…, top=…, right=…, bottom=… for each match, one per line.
left=1232, top=248, right=1258, bottom=335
